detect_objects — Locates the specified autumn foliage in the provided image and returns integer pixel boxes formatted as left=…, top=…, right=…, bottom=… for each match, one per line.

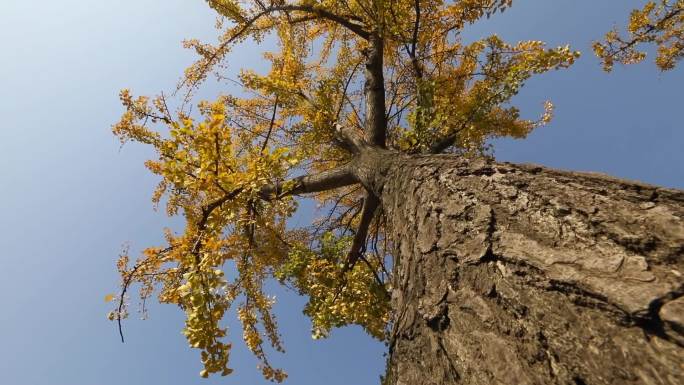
left=108, top=0, right=592, bottom=381
left=594, top=0, right=683, bottom=71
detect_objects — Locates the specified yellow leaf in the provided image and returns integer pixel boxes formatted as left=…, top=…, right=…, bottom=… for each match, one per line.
left=104, top=293, right=115, bottom=303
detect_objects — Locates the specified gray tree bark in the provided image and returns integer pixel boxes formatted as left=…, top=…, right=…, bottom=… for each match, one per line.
left=364, top=153, right=684, bottom=385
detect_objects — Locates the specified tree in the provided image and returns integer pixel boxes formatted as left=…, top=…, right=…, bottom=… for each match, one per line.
left=109, top=1, right=684, bottom=384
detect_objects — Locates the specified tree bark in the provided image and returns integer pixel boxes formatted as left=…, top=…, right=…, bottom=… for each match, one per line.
left=363, top=32, right=387, bottom=148
left=368, top=153, right=684, bottom=385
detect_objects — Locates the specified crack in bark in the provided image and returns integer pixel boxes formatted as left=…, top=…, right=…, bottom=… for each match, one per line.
left=494, top=255, right=684, bottom=344
left=437, top=337, right=460, bottom=382
left=376, top=152, right=684, bottom=385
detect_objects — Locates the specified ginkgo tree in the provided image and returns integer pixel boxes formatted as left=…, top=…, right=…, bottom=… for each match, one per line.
left=110, top=1, right=684, bottom=384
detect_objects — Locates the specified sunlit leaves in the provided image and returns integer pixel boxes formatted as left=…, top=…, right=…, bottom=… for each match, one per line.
left=594, top=0, right=683, bottom=71
left=275, top=232, right=390, bottom=340
left=398, top=37, right=578, bottom=153
left=112, top=91, right=298, bottom=379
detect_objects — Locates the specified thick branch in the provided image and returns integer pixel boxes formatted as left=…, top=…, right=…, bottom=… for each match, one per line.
left=409, top=0, right=423, bottom=78
left=209, top=0, right=369, bottom=38
left=364, top=33, right=387, bottom=147
left=259, top=165, right=357, bottom=199
left=270, top=4, right=369, bottom=39
left=334, top=124, right=368, bottom=154
left=429, top=131, right=458, bottom=154
left=344, top=193, right=380, bottom=270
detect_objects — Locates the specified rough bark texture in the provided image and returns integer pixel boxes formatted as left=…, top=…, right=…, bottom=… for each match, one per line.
left=371, top=154, right=684, bottom=385
left=363, top=33, right=387, bottom=148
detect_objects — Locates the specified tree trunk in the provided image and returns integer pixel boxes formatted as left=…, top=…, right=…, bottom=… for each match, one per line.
left=370, top=154, right=684, bottom=385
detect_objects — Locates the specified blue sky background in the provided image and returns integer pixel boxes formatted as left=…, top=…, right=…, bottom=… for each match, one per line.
left=0, top=1, right=682, bottom=385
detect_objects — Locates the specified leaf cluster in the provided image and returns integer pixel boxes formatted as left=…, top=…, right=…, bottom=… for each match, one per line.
left=594, top=0, right=684, bottom=71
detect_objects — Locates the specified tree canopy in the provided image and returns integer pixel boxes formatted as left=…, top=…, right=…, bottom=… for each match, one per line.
left=108, top=0, right=680, bottom=381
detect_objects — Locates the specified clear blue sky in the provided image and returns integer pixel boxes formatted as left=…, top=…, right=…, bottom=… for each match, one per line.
left=0, top=1, right=681, bottom=385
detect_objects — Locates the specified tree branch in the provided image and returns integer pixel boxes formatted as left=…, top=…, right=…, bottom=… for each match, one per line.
left=429, top=131, right=460, bottom=154
left=364, top=33, right=387, bottom=147
left=411, top=0, right=421, bottom=60
left=260, top=94, right=279, bottom=152
left=269, top=4, right=370, bottom=39
left=180, top=3, right=369, bottom=92
left=343, top=193, right=379, bottom=272
left=259, top=165, right=357, bottom=200
left=333, top=123, right=368, bottom=154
